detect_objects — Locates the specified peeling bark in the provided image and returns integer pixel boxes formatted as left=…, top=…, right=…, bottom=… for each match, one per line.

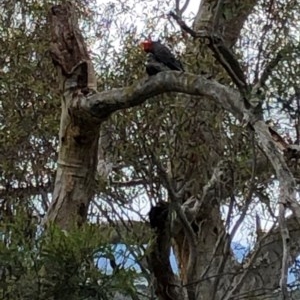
left=45, top=4, right=100, bottom=228
left=194, top=0, right=258, bottom=47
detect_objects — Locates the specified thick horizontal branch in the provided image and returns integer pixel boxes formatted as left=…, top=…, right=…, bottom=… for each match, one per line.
left=72, top=71, right=300, bottom=224
left=72, top=71, right=245, bottom=121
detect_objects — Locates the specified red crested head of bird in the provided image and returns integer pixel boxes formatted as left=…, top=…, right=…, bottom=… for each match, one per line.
left=141, top=40, right=153, bottom=52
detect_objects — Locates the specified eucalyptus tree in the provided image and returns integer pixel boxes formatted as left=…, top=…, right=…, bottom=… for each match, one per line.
left=0, top=0, right=300, bottom=299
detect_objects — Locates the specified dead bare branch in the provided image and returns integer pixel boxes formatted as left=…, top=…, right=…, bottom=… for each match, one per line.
left=254, top=49, right=284, bottom=88
left=168, top=11, right=248, bottom=94
left=179, top=0, right=190, bottom=15
left=279, top=190, right=291, bottom=299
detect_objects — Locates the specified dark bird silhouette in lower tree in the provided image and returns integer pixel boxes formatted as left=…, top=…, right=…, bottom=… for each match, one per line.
left=141, top=39, right=184, bottom=75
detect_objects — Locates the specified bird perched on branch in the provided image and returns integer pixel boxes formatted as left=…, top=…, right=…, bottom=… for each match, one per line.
left=141, top=39, right=184, bottom=75
left=144, top=53, right=169, bottom=76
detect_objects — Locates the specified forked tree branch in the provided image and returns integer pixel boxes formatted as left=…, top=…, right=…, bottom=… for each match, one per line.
left=168, top=11, right=248, bottom=95
left=75, top=69, right=300, bottom=296
left=169, top=11, right=286, bottom=111
left=72, top=70, right=244, bottom=120
left=48, top=3, right=300, bottom=295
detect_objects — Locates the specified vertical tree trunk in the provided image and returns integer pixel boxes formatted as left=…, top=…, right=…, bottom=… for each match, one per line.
left=170, top=0, right=258, bottom=298
left=45, top=3, right=100, bottom=229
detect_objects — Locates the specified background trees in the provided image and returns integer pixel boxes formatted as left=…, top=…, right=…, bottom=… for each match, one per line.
left=0, top=0, right=300, bottom=299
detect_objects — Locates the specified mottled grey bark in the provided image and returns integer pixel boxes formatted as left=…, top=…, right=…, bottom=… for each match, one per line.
left=45, top=4, right=101, bottom=228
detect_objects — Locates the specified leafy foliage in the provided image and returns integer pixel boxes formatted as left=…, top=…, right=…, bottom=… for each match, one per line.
left=0, top=221, right=138, bottom=300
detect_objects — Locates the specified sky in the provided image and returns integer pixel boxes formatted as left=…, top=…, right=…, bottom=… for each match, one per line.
left=96, top=243, right=298, bottom=285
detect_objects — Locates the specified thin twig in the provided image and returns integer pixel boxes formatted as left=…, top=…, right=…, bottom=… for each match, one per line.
left=212, top=0, right=224, bottom=32
left=211, top=139, right=257, bottom=298
left=179, top=0, right=190, bottom=16
left=168, top=11, right=198, bottom=38
left=168, top=11, right=248, bottom=94
left=94, top=200, right=151, bottom=283
left=110, top=179, right=148, bottom=187
left=278, top=189, right=291, bottom=299
left=221, top=222, right=278, bottom=300
left=175, top=0, right=180, bottom=15
left=255, top=49, right=284, bottom=89
left=225, top=195, right=235, bottom=230
left=151, top=153, right=198, bottom=284
left=253, top=0, right=275, bottom=84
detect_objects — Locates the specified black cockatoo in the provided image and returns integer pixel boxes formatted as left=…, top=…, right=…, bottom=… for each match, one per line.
left=141, top=39, right=184, bottom=75
left=144, top=53, right=169, bottom=76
